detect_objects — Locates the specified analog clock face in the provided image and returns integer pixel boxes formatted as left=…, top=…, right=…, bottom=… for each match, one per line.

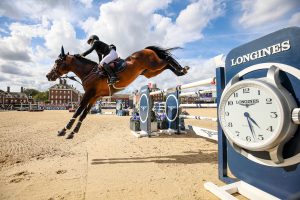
left=219, top=81, right=284, bottom=150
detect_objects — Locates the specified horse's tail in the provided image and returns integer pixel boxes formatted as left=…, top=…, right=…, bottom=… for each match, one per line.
left=145, top=46, right=180, bottom=61
left=145, top=46, right=189, bottom=76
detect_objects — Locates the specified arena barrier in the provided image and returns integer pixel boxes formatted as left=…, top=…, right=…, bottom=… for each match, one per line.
left=93, top=100, right=129, bottom=116
left=28, top=103, right=44, bottom=112
left=137, top=77, right=218, bottom=140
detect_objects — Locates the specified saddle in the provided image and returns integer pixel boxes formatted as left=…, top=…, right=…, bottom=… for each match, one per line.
left=98, top=58, right=126, bottom=78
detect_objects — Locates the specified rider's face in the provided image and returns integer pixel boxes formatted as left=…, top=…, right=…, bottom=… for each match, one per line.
left=90, top=40, right=94, bottom=46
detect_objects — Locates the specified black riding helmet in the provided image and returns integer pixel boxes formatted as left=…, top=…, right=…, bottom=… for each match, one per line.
left=87, top=35, right=99, bottom=44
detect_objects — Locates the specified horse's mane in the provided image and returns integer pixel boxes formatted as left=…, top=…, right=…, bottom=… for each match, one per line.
left=74, top=55, right=97, bottom=65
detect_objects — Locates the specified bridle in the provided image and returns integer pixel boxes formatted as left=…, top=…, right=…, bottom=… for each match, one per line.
left=49, top=46, right=98, bottom=86
left=53, top=56, right=84, bottom=86
left=50, top=57, right=66, bottom=78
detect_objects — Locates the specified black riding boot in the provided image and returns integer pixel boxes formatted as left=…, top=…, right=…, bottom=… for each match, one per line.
left=103, top=63, right=119, bottom=85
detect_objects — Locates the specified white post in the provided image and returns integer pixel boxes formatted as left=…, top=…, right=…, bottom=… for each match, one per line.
left=179, top=78, right=215, bottom=90
left=179, top=103, right=217, bottom=108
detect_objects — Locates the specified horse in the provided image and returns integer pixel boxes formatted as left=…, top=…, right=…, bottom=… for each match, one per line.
left=46, top=46, right=189, bottom=139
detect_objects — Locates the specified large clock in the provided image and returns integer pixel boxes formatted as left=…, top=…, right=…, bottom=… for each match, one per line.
left=219, top=63, right=300, bottom=166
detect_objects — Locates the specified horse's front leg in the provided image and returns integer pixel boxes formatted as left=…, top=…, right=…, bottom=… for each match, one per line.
left=57, top=93, right=91, bottom=136
left=57, top=106, right=85, bottom=136
left=66, top=104, right=93, bottom=139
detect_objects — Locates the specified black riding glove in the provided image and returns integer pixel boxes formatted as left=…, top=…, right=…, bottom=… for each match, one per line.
left=74, top=54, right=81, bottom=57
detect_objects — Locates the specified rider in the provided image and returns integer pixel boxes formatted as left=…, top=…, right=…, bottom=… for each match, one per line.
left=79, top=35, right=119, bottom=85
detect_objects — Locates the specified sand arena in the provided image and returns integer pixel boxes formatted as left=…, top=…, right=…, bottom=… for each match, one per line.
left=0, top=109, right=223, bottom=200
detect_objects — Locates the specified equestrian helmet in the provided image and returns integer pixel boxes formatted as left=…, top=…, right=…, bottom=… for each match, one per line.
left=87, top=35, right=99, bottom=44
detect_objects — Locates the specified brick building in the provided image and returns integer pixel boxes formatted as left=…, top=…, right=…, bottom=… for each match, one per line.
left=48, top=79, right=82, bottom=105
left=0, top=87, right=33, bottom=109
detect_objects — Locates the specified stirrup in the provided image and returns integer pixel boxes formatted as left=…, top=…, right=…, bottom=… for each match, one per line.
left=108, top=77, right=119, bottom=85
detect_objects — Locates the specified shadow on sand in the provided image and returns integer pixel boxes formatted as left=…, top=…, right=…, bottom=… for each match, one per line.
left=91, top=150, right=217, bottom=165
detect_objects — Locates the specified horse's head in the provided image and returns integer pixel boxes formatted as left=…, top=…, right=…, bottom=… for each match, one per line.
left=46, top=46, right=71, bottom=81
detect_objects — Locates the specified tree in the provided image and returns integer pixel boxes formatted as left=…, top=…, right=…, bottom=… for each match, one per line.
left=34, top=91, right=49, bottom=102
left=24, top=88, right=39, bottom=97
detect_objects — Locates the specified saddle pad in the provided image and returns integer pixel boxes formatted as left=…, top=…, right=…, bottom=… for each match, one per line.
left=110, top=58, right=126, bottom=74
left=98, top=58, right=126, bottom=78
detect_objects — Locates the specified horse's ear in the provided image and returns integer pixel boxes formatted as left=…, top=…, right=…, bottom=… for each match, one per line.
left=61, top=46, right=65, bottom=57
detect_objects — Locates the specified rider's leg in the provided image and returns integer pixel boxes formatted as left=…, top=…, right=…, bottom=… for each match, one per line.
left=103, top=63, right=119, bottom=84
left=100, top=49, right=119, bottom=84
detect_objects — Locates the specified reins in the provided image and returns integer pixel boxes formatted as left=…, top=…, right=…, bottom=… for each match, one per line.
left=60, top=75, right=83, bottom=86
left=60, top=64, right=99, bottom=87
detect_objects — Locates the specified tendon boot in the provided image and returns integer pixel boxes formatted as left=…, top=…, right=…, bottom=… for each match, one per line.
left=103, top=63, right=119, bottom=85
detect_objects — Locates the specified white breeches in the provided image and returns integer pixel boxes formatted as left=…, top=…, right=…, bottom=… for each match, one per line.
left=100, top=49, right=118, bottom=65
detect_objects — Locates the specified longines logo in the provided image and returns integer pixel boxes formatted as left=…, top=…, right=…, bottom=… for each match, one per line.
left=167, top=106, right=177, bottom=111
left=231, top=40, right=291, bottom=66
left=236, top=99, right=259, bottom=107
left=140, top=106, right=148, bottom=111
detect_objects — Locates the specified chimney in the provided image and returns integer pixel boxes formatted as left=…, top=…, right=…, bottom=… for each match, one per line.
left=7, top=86, right=10, bottom=93
left=21, top=87, right=24, bottom=93
left=59, top=78, right=63, bottom=85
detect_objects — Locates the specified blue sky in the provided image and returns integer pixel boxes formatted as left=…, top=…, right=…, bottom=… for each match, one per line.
left=0, top=0, right=299, bottom=93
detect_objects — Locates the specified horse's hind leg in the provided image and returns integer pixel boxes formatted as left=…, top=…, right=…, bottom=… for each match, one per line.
left=142, top=63, right=189, bottom=78
left=142, top=68, right=166, bottom=79
left=140, top=49, right=189, bottom=76
left=166, top=64, right=189, bottom=76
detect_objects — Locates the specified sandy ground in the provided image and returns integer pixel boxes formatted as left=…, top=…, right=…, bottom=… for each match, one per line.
left=0, top=109, right=225, bottom=200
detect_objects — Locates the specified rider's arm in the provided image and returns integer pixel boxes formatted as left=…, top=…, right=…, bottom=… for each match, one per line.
left=81, top=43, right=96, bottom=57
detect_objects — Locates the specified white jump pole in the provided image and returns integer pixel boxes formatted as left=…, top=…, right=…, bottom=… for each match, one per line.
left=180, top=103, right=217, bottom=108
left=149, top=77, right=215, bottom=96
left=179, top=78, right=215, bottom=90
left=149, top=90, right=166, bottom=95
left=180, top=89, right=216, bottom=97
left=180, top=115, right=218, bottom=122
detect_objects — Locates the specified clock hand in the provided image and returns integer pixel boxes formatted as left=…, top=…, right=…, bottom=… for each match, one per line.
left=244, top=112, right=256, bottom=140
left=248, top=115, right=260, bottom=128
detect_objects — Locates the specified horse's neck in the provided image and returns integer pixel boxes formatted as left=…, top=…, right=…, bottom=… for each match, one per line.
left=71, top=61, right=95, bottom=80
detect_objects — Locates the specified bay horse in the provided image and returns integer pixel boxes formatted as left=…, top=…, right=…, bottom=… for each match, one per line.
left=46, top=46, right=189, bottom=139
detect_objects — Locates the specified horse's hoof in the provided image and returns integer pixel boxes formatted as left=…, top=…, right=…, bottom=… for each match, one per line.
left=57, top=130, right=66, bottom=136
left=66, top=133, right=74, bottom=139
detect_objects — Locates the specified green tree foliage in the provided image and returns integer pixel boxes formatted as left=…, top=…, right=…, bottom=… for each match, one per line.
left=33, top=91, right=49, bottom=102
left=23, top=88, right=39, bottom=97
left=23, top=88, right=49, bottom=102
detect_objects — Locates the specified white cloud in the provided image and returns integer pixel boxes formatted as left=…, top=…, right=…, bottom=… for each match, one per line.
left=0, top=0, right=226, bottom=93
left=44, top=20, right=82, bottom=57
left=289, top=12, right=300, bottom=26
left=0, top=0, right=92, bottom=23
left=239, top=0, right=300, bottom=28
left=0, top=19, right=82, bottom=92
left=81, top=0, right=224, bottom=57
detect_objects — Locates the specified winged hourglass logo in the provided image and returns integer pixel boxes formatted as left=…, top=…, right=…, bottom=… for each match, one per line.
left=167, top=106, right=177, bottom=111
left=140, top=106, right=148, bottom=111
